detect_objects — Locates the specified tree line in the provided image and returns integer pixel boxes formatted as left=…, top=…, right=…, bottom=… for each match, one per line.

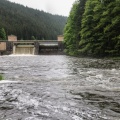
left=64, top=0, right=120, bottom=57
left=0, top=0, right=67, bottom=40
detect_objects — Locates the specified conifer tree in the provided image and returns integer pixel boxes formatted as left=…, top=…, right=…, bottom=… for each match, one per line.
left=0, top=28, right=7, bottom=40
left=31, top=36, right=36, bottom=40
left=64, top=0, right=86, bottom=55
left=102, top=0, right=120, bottom=56
left=79, top=0, right=101, bottom=56
left=79, top=0, right=120, bottom=57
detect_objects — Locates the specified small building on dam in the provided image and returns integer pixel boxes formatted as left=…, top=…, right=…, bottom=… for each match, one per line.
left=0, top=35, right=64, bottom=55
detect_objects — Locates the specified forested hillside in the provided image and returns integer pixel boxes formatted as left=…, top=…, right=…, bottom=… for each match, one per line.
left=64, top=0, right=120, bottom=57
left=0, top=0, right=67, bottom=40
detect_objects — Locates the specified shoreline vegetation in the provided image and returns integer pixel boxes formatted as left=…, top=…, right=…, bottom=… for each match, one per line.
left=0, top=74, right=3, bottom=81
left=64, top=0, right=120, bottom=58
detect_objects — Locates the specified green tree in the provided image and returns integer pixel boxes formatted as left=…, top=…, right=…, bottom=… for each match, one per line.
left=79, top=0, right=100, bottom=56
left=0, top=28, right=7, bottom=40
left=31, top=36, right=36, bottom=40
left=102, top=0, right=120, bottom=56
left=64, top=0, right=86, bottom=55
left=79, top=0, right=120, bottom=57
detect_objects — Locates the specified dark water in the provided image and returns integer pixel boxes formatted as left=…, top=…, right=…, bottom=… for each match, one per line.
left=0, top=55, right=120, bottom=120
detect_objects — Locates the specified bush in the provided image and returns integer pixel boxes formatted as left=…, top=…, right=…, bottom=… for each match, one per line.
left=0, top=74, right=3, bottom=80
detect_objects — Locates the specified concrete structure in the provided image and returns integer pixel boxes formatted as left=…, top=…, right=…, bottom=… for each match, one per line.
left=12, top=40, right=63, bottom=55
left=13, top=41, right=36, bottom=55
left=39, top=40, right=58, bottom=47
left=8, top=35, right=17, bottom=41
left=0, top=39, right=64, bottom=55
left=0, top=42, right=6, bottom=51
left=0, top=34, right=64, bottom=55
left=57, top=35, right=64, bottom=41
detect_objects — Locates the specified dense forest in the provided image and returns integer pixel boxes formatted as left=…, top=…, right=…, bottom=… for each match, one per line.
left=0, top=0, right=67, bottom=40
left=64, top=0, right=120, bottom=57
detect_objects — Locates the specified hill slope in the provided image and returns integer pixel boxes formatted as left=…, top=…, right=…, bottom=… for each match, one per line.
left=0, top=0, right=67, bottom=40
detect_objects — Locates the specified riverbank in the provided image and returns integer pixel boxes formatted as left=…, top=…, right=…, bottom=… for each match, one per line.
left=65, top=54, right=120, bottom=69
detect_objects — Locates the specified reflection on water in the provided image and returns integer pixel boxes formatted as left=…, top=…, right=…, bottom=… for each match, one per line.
left=0, top=55, right=120, bottom=120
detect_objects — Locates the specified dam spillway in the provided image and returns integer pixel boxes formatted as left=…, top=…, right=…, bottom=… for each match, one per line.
left=13, top=45, right=35, bottom=55
left=13, top=41, right=36, bottom=55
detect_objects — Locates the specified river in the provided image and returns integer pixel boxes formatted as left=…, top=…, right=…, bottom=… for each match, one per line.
left=0, top=55, right=120, bottom=120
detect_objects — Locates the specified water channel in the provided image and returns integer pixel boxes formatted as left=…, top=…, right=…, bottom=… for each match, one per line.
left=0, top=55, right=120, bottom=120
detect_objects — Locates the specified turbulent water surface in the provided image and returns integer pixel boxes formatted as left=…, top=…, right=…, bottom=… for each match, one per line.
left=0, top=55, right=120, bottom=120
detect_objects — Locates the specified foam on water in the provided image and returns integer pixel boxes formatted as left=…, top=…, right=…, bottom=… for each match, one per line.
left=72, top=115, right=83, bottom=120
left=0, top=80, right=20, bottom=83
left=0, top=55, right=120, bottom=119
left=25, top=117, right=40, bottom=120
left=9, top=54, right=35, bottom=56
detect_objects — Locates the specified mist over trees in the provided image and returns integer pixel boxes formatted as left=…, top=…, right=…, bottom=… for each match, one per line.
left=64, top=0, right=120, bottom=57
left=0, top=0, right=67, bottom=40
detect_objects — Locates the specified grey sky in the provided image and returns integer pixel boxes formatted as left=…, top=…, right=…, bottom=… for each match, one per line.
left=8, top=0, right=76, bottom=16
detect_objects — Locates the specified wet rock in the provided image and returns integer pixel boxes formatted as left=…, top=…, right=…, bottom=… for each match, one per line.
left=109, top=77, right=120, bottom=83
left=0, top=104, right=14, bottom=110
left=6, top=97, right=18, bottom=102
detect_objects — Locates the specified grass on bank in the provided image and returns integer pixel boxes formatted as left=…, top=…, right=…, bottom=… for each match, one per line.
left=0, top=74, right=3, bottom=80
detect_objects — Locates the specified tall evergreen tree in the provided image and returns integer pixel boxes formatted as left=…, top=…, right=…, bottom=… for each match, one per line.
left=64, top=0, right=86, bottom=55
left=31, top=36, right=36, bottom=40
left=79, top=0, right=120, bottom=57
left=0, top=28, right=7, bottom=40
left=79, top=0, right=100, bottom=56
left=102, top=0, right=120, bottom=56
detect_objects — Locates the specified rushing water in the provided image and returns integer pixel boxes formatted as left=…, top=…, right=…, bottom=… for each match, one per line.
left=0, top=55, right=120, bottom=120
left=14, top=47, right=35, bottom=55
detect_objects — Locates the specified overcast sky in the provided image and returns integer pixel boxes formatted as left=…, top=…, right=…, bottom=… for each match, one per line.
left=8, top=0, right=76, bottom=16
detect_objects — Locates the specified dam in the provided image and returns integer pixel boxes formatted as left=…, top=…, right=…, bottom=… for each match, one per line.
left=0, top=35, right=64, bottom=55
left=13, top=41, right=35, bottom=55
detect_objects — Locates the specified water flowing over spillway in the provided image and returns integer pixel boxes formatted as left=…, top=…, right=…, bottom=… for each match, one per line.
left=0, top=55, right=120, bottom=120
left=13, top=45, right=35, bottom=55
left=14, top=47, right=35, bottom=55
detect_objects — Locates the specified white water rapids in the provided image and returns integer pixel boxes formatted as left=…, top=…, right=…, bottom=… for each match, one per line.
left=0, top=55, right=120, bottom=120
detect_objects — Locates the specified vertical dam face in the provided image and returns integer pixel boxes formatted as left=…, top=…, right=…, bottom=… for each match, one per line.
left=13, top=45, right=35, bottom=55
